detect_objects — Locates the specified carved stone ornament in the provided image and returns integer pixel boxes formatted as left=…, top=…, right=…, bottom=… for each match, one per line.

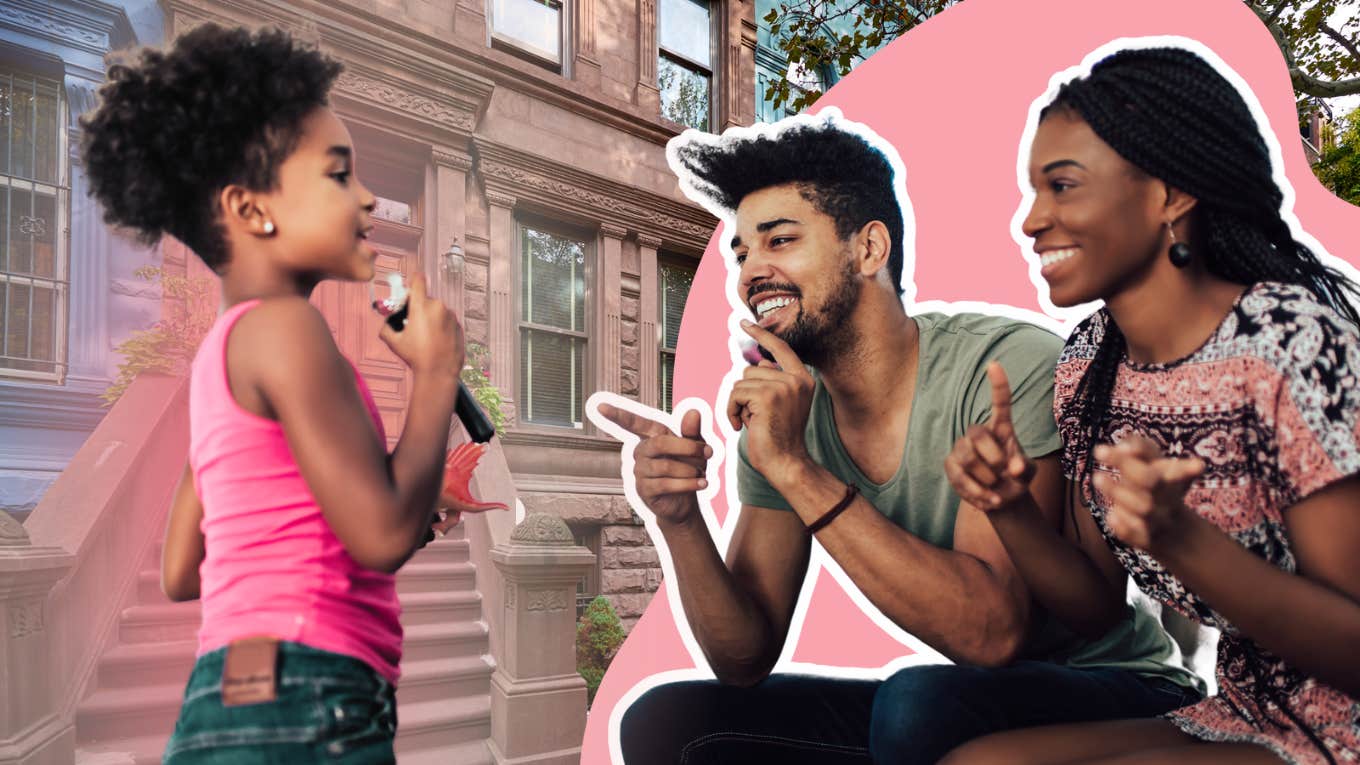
left=334, top=71, right=474, bottom=132
left=509, top=513, right=575, bottom=547
left=433, top=149, right=474, bottom=171
left=525, top=588, right=568, bottom=612
left=0, top=511, right=30, bottom=548
left=9, top=599, right=42, bottom=637
left=479, top=160, right=709, bottom=239
left=0, top=6, right=105, bottom=47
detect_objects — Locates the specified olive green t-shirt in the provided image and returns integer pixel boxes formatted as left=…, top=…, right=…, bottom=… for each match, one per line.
left=737, top=312, right=1204, bottom=693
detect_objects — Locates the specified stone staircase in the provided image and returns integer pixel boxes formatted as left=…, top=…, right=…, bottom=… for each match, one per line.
left=73, top=524, right=493, bottom=764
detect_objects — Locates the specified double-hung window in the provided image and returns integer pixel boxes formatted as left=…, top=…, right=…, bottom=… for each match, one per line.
left=1, top=66, right=66, bottom=380
left=658, top=258, right=694, bottom=413
left=491, top=0, right=566, bottom=70
left=657, top=0, right=714, bottom=130
left=519, top=225, right=588, bottom=428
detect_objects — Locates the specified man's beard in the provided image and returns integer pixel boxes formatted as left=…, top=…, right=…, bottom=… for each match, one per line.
left=777, top=257, right=861, bottom=369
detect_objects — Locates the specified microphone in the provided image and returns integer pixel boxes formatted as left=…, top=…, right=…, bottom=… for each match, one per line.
left=374, top=274, right=497, bottom=444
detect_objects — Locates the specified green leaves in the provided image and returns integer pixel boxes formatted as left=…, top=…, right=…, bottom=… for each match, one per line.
left=460, top=341, right=508, bottom=436
left=575, top=595, right=626, bottom=705
left=102, top=266, right=216, bottom=407
left=1247, top=0, right=1360, bottom=98
left=1316, top=111, right=1360, bottom=204
left=763, top=0, right=957, bottom=113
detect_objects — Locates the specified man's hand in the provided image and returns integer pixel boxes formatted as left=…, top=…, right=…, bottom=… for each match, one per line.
left=945, top=362, right=1037, bottom=510
left=598, top=402, right=712, bottom=527
left=1093, top=436, right=1204, bottom=555
left=727, top=321, right=815, bottom=486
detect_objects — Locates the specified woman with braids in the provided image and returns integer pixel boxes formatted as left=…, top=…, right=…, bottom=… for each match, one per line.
left=939, top=44, right=1360, bottom=765
left=81, top=24, right=475, bottom=762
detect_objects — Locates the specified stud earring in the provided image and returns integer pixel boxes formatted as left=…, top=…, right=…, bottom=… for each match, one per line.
left=263, top=220, right=275, bottom=235
left=1167, top=223, right=1191, bottom=268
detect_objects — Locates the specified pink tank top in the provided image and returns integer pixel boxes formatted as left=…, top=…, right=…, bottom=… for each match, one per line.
left=189, top=299, right=402, bottom=683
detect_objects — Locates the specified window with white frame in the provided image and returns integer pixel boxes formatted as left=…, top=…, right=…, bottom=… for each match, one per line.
left=491, top=0, right=566, bottom=69
left=658, top=257, right=694, bottom=413
left=657, top=0, right=713, bottom=130
left=519, top=225, right=588, bottom=428
left=1, top=65, right=66, bottom=380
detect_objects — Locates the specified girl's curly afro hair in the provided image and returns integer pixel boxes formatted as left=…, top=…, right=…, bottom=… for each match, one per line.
left=80, top=23, right=342, bottom=271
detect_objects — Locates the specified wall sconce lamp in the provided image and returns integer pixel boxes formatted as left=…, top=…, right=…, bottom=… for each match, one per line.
left=442, top=238, right=466, bottom=276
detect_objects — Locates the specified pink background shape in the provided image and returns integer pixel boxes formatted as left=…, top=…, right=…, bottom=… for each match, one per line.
left=580, top=0, right=1360, bottom=761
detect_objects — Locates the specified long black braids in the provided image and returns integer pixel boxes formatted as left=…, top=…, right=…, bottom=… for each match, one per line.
left=1048, top=47, right=1355, bottom=764
left=1049, top=46, right=1360, bottom=507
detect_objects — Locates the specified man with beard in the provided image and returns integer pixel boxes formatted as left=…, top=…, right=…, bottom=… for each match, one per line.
left=600, top=115, right=1203, bottom=764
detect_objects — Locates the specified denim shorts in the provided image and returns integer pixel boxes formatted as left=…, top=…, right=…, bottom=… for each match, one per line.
left=163, top=641, right=397, bottom=764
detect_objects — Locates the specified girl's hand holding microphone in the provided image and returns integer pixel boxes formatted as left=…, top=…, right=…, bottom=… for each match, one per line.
left=378, top=273, right=465, bottom=383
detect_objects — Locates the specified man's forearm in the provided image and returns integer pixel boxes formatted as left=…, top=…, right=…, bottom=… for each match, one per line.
left=658, top=508, right=784, bottom=685
left=986, top=500, right=1126, bottom=639
left=771, top=460, right=1028, bottom=666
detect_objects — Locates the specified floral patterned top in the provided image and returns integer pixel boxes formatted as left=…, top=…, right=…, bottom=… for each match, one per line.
left=1054, top=282, right=1360, bottom=765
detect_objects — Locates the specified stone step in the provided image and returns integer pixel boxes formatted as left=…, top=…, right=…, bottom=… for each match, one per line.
left=75, top=732, right=169, bottom=765
left=118, top=603, right=201, bottom=645
left=396, top=738, right=494, bottom=765
left=76, top=683, right=182, bottom=746
left=406, top=536, right=472, bottom=565
left=150, top=533, right=470, bottom=569
left=134, top=570, right=176, bottom=606
left=137, top=542, right=475, bottom=603
left=123, top=572, right=481, bottom=630
left=393, top=695, right=492, bottom=751
left=97, top=640, right=197, bottom=692
left=396, top=560, right=477, bottom=593
left=396, top=654, right=495, bottom=706
left=398, top=589, right=483, bottom=626
left=402, top=621, right=490, bottom=663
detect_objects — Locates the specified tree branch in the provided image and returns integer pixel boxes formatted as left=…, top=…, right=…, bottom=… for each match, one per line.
left=1320, top=22, right=1360, bottom=63
left=1292, top=68, right=1360, bottom=98
left=1264, top=0, right=1291, bottom=25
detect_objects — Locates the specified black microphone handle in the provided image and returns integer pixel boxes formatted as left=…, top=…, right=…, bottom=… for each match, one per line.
left=455, top=379, right=497, bottom=443
left=386, top=304, right=497, bottom=443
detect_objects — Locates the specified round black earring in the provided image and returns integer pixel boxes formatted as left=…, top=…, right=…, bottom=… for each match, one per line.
left=1167, top=224, right=1191, bottom=268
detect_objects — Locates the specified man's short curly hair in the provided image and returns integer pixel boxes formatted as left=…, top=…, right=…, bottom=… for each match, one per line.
left=80, top=23, right=343, bottom=272
left=671, top=121, right=906, bottom=295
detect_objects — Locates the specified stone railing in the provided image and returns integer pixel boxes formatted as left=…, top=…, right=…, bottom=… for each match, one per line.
left=0, top=512, right=75, bottom=765
left=489, top=514, right=594, bottom=765
left=12, top=374, right=189, bottom=765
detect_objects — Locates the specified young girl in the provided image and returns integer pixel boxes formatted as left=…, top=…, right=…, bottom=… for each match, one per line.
left=941, top=46, right=1360, bottom=764
left=81, top=24, right=479, bottom=762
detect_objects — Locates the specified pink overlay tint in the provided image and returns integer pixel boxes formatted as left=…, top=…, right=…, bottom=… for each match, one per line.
left=580, top=0, right=1360, bottom=761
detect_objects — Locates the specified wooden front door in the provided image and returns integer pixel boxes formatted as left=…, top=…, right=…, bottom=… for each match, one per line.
left=310, top=219, right=422, bottom=447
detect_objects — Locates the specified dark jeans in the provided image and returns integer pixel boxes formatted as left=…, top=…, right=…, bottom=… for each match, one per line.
left=164, top=641, right=397, bottom=764
left=618, top=661, right=1201, bottom=765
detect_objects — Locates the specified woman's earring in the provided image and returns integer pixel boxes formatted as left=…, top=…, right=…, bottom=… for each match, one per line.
left=1167, top=223, right=1191, bottom=268
left=263, top=220, right=275, bottom=235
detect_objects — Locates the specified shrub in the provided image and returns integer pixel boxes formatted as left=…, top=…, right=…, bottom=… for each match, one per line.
left=576, top=595, right=626, bottom=706
left=461, top=341, right=507, bottom=436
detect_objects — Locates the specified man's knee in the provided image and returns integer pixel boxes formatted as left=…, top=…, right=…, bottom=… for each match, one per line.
left=869, top=665, right=986, bottom=765
left=619, top=681, right=718, bottom=765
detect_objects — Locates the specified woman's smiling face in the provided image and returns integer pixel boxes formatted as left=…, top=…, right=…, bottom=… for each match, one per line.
left=1022, top=109, right=1170, bottom=308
